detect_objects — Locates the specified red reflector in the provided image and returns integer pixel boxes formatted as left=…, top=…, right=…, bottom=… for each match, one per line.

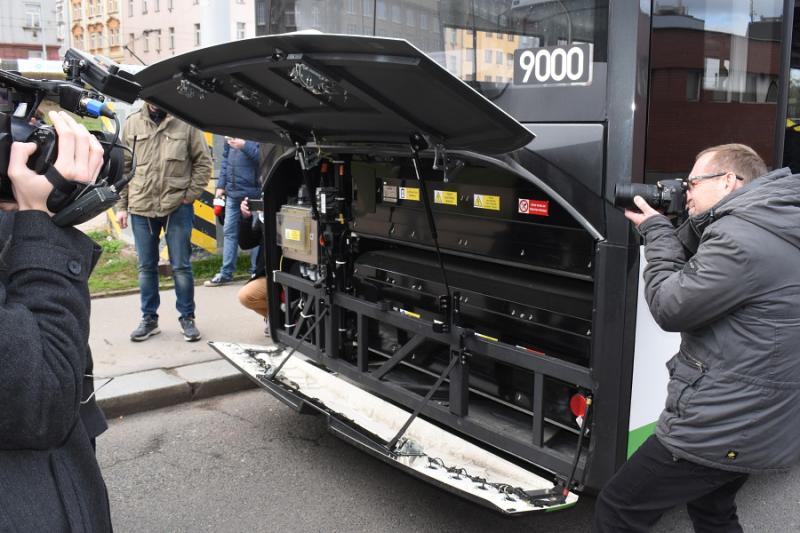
left=319, top=235, right=326, bottom=246
left=279, top=289, right=286, bottom=304
left=570, top=394, right=587, bottom=418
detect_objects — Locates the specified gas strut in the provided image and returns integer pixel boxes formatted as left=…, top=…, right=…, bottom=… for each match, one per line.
left=408, top=133, right=456, bottom=333
left=269, top=306, right=330, bottom=381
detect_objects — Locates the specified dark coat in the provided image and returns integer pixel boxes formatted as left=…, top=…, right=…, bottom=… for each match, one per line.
left=238, top=213, right=265, bottom=278
left=217, top=141, right=261, bottom=199
left=640, top=168, right=800, bottom=473
left=0, top=211, right=111, bottom=532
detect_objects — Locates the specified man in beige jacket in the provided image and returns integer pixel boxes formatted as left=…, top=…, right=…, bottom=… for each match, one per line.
left=116, top=103, right=212, bottom=342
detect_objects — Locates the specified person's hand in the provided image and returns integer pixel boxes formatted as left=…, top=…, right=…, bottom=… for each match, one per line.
left=624, top=196, right=660, bottom=228
left=8, top=110, right=104, bottom=212
left=215, top=188, right=225, bottom=198
left=227, top=138, right=245, bottom=150
left=240, top=197, right=252, bottom=218
left=182, top=197, right=193, bottom=204
left=116, top=209, right=128, bottom=229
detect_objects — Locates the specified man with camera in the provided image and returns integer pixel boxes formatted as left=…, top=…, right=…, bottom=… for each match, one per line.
left=0, top=110, right=112, bottom=531
left=593, top=143, right=800, bottom=532
left=115, top=103, right=212, bottom=343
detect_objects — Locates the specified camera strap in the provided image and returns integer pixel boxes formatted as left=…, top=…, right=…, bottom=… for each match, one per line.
left=43, top=165, right=80, bottom=213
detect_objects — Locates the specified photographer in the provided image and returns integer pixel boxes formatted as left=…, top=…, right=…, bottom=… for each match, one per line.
left=236, top=197, right=268, bottom=321
left=593, top=144, right=800, bottom=532
left=0, top=111, right=112, bottom=531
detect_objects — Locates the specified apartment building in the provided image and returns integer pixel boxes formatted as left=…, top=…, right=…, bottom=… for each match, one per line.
left=0, top=0, right=64, bottom=60
left=123, top=0, right=255, bottom=66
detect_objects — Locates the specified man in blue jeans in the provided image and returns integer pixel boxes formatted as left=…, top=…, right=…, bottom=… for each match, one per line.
left=116, top=103, right=212, bottom=342
left=205, top=137, right=261, bottom=286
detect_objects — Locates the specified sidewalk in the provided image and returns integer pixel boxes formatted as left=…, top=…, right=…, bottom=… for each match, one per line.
left=91, top=281, right=270, bottom=418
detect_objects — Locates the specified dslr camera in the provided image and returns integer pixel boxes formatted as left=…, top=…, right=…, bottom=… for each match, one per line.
left=0, top=48, right=140, bottom=226
left=614, top=179, right=686, bottom=215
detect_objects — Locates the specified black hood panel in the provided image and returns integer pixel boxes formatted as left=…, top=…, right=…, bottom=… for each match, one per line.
left=134, top=33, right=533, bottom=154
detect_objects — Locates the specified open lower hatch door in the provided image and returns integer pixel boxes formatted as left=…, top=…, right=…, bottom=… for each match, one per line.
left=210, top=341, right=579, bottom=515
left=134, top=33, right=533, bottom=154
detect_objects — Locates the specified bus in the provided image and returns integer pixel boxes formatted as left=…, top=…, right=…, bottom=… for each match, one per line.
left=130, top=0, right=799, bottom=515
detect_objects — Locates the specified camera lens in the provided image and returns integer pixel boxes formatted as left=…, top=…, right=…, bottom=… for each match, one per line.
left=614, top=183, right=663, bottom=210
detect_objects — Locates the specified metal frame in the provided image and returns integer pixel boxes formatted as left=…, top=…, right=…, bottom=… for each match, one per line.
left=273, top=269, right=592, bottom=481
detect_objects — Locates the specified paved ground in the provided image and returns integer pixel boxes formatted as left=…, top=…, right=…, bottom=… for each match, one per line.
left=99, top=390, right=800, bottom=533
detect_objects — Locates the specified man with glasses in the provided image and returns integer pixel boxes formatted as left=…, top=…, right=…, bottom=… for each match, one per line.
left=593, top=144, right=800, bottom=532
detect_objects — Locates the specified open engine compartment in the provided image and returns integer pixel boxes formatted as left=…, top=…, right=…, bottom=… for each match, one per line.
left=263, top=148, right=598, bottom=490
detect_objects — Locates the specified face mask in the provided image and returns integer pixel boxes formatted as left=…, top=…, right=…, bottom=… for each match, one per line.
left=148, top=106, right=167, bottom=123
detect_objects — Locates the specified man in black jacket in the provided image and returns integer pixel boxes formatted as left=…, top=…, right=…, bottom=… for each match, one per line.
left=0, top=110, right=112, bottom=531
left=593, top=144, right=800, bottom=532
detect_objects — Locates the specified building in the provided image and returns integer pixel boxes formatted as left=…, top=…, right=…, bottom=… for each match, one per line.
left=0, top=0, right=64, bottom=60
left=69, top=0, right=124, bottom=62
left=123, top=0, right=255, bottom=66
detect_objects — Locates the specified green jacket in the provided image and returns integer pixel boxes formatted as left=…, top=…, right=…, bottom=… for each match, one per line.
left=118, top=109, right=212, bottom=217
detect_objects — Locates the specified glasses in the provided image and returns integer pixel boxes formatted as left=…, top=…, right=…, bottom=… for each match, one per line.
left=684, top=171, right=743, bottom=190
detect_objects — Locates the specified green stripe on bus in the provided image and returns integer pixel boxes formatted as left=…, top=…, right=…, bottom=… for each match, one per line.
left=627, top=421, right=657, bottom=457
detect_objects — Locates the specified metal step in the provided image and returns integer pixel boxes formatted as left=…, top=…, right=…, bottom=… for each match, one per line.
left=210, top=341, right=579, bottom=515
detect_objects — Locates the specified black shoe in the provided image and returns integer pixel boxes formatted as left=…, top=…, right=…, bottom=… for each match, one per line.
left=131, top=317, right=160, bottom=342
left=179, top=316, right=201, bottom=342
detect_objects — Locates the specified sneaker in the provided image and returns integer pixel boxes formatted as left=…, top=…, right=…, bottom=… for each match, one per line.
left=179, top=316, right=202, bottom=342
left=130, top=317, right=160, bottom=342
left=203, top=273, right=232, bottom=287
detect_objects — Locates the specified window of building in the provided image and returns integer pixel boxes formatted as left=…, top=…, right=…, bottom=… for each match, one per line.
left=128, top=0, right=133, bottom=16
left=392, top=5, right=402, bottom=24
left=363, top=0, right=372, bottom=17
left=168, top=0, right=173, bottom=10
left=155, top=33, right=161, bottom=52
left=24, top=3, right=41, bottom=28
left=495, top=50, right=502, bottom=64
left=376, top=0, right=386, bottom=20
left=109, top=28, right=119, bottom=46
left=256, top=1, right=266, bottom=25
left=346, top=0, right=356, bottom=14
left=128, top=32, right=135, bottom=49
left=154, top=0, right=159, bottom=12
left=169, top=27, right=175, bottom=49
left=346, top=23, right=357, bottom=34
left=194, top=23, right=201, bottom=46
left=142, top=0, right=147, bottom=14
left=406, top=8, right=414, bottom=26
left=484, top=49, right=492, bottom=63
left=143, top=33, right=149, bottom=52
left=419, top=12, right=427, bottom=30
left=97, top=29, right=104, bottom=48
left=506, top=52, right=513, bottom=64
left=237, top=22, right=246, bottom=40
left=108, top=0, right=119, bottom=13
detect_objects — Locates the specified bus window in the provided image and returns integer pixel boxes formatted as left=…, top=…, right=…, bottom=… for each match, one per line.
left=782, top=6, right=800, bottom=173
left=265, top=0, right=609, bottom=123
left=645, top=1, right=785, bottom=184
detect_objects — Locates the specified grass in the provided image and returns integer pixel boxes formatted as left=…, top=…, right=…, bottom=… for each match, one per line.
left=86, top=230, right=253, bottom=295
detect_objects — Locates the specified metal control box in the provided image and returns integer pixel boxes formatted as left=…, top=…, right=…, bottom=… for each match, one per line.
left=276, top=204, right=318, bottom=264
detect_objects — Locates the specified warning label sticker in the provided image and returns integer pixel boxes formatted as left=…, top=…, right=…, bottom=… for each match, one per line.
left=473, top=194, right=501, bottom=211
left=285, top=228, right=301, bottom=241
left=434, top=190, right=458, bottom=205
left=399, top=187, right=420, bottom=201
left=518, top=198, right=550, bottom=217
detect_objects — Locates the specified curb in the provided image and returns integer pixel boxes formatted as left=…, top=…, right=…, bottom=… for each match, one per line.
left=95, top=359, right=256, bottom=418
left=91, top=274, right=253, bottom=300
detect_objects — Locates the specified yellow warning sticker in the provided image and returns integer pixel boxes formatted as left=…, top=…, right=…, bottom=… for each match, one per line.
left=399, top=187, right=420, bottom=201
left=399, top=309, right=422, bottom=319
left=434, top=190, right=458, bottom=205
left=285, top=228, right=301, bottom=241
left=473, top=194, right=500, bottom=211
left=475, top=332, right=499, bottom=342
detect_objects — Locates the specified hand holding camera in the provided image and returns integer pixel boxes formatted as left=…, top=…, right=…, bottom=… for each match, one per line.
left=2, top=111, right=104, bottom=213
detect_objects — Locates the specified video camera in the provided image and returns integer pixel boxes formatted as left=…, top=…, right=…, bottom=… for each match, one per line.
left=614, top=179, right=686, bottom=215
left=0, top=48, right=141, bottom=226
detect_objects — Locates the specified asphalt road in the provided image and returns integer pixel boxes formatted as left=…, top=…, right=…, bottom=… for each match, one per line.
left=98, top=390, right=800, bottom=532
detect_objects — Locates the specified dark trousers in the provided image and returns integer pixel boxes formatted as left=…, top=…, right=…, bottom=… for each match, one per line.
left=592, top=435, right=749, bottom=533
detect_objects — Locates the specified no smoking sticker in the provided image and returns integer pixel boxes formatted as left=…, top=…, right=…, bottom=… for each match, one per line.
left=518, top=198, right=549, bottom=216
